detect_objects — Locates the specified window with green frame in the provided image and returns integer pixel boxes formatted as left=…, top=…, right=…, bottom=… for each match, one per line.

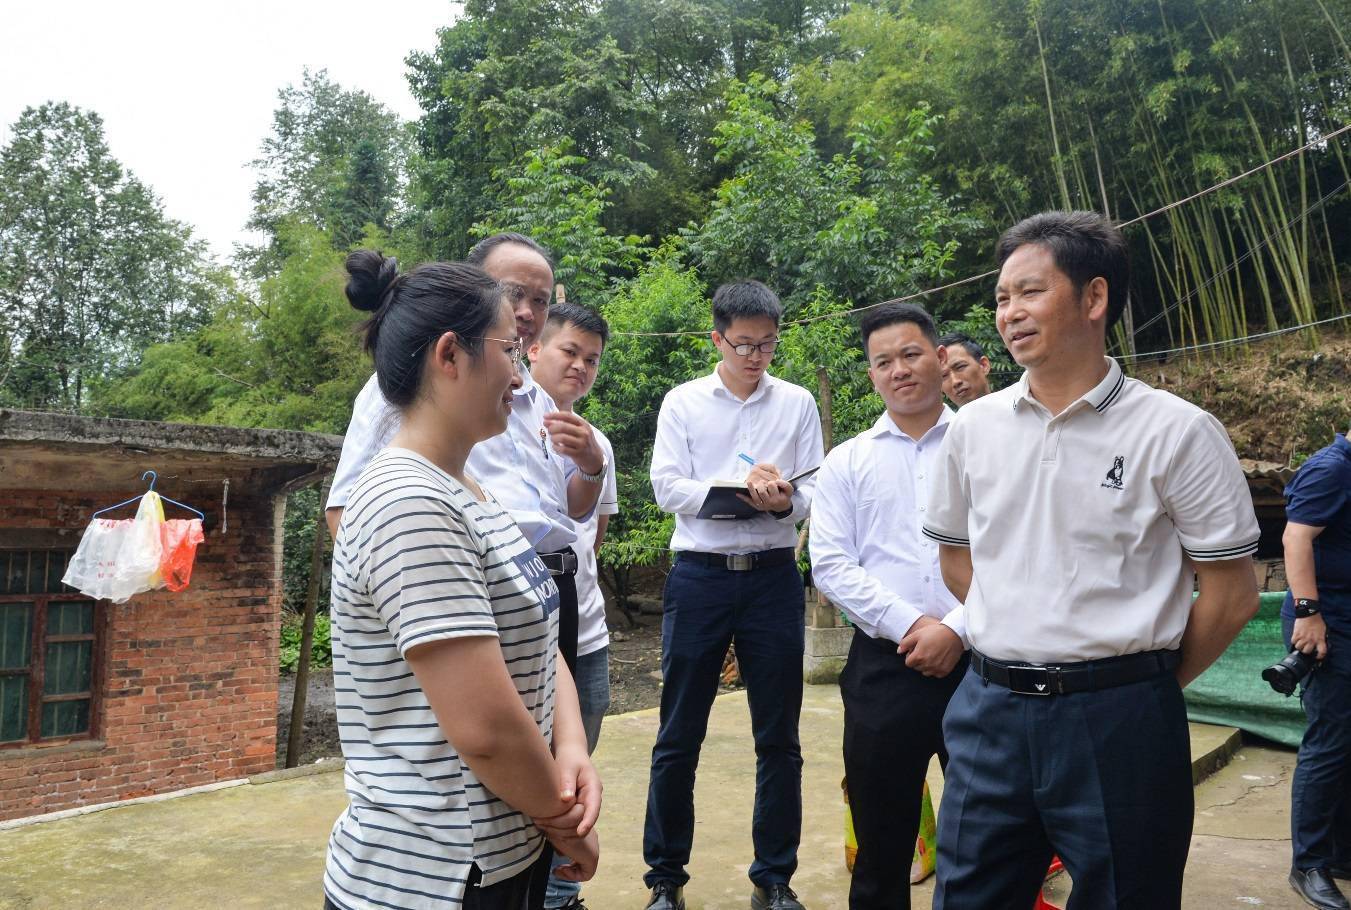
left=0, top=550, right=101, bottom=746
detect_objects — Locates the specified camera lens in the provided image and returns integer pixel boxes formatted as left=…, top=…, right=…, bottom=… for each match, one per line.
left=1262, top=649, right=1317, bottom=696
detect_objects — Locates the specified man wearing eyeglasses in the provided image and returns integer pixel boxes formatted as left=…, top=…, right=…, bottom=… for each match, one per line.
left=326, top=233, right=608, bottom=683
left=642, top=280, right=824, bottom=910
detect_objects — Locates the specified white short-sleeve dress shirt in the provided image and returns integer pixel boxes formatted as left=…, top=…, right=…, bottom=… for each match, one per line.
left=572, top=428, right=618, bottom=657
left=923, top=357, right=1259, bottom=664
left=328, top=370, right=580, bottom=553
left=810, top=408, right=964, bottom=645
left=650, top=369, right=824, bottom=554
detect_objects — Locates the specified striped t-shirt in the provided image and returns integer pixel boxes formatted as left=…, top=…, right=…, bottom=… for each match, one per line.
left=324, top=448, right=561, bottom=910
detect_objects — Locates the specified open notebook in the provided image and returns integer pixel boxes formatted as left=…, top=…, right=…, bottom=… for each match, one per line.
left=695, top=465, right=821, bottom=520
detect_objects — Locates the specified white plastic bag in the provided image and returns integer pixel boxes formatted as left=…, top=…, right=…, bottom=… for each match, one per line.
left=63, top=492, right=166, bottom=603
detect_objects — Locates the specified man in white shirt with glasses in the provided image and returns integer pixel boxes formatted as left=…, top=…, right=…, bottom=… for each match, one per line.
left=642, top=280, right=823, bottom=910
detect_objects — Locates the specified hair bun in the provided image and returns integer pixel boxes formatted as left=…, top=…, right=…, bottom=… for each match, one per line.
left=344, top=250, right=400, bottom=313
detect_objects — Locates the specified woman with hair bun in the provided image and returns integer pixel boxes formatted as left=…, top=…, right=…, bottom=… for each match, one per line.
left=323, top=251, right=600, bottom=910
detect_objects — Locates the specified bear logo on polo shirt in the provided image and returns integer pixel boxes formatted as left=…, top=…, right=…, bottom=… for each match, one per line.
left=1101, top=455, right=1125, bottom=491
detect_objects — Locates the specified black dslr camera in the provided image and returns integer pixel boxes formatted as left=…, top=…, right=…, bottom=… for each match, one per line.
left=1262, top=648, right=1318, bottom=696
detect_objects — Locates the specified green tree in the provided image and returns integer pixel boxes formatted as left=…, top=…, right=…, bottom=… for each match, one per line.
left=687, top=77, right=980, bottom=317
left=93, top=221, right=371, bottom=432
left=584, top=244, right=716, bottom=609
left=0, top=102, right=221, bottom=411
left=472, top=142, right=648, bottom=302
left=243, top=69, right=408, bottom=275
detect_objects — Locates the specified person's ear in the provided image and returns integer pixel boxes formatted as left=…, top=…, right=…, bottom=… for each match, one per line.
left=710, top=330, right=723, bottom=349
left=936, top=344, right=949, bottom=367
left=431, top=332, right=460, bottom=379
left=527, top=341, right=543, bottom=365
left=978, top=356, right=991, bottom=376
left=1083, top=276, right=1110, bottom=323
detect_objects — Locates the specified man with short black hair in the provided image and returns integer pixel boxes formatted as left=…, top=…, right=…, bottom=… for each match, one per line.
left=1282, top=422, right=1351, bottom=910
left=528, top=302, right=619, bottom=910
left=811, top=302, right=967, bottom=909
left=937, top=332, right=992, bottom=406
left=643, top=280, right=823, bottom=910
left=925, top=211, right=1260, bottom=909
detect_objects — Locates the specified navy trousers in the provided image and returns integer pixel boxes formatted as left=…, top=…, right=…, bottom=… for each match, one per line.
left=643, top=556, right=805, bottom=888
left=1284, top=617, right=1351, bottom=871
left=934, top=664, right=1194, bottom=910
left=841, top=628, right=967, bottom=910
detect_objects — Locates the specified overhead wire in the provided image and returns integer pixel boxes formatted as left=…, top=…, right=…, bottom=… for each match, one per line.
left=607, top=122, right=1351, bottom=340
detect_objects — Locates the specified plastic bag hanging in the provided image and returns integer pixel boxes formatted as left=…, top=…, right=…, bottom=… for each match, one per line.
left=159, top=518, right=205, bottom=592
left=63, top=491, right=166, bottom=603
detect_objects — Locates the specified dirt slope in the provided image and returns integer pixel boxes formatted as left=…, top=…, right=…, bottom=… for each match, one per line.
left=1135, top=324, right=1350, bottom=463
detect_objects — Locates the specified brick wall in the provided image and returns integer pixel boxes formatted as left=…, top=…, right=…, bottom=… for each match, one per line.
left=0, top=487, right=286, bottom=822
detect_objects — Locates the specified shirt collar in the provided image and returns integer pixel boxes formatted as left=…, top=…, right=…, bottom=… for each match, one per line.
left=515, top=364, right=538, bottom=400
left=708, top=366, right=773, bottom=404
left=1012, top=357, right=1125, bottom=416
left=868, top=404, right=953, bottom=443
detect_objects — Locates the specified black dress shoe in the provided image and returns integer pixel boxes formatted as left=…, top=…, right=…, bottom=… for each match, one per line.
left=643, top=881, right=685, bottom=910
left=1290, top=867, right=1351, bottom=909
left=751, top=883, right=806, bottom=910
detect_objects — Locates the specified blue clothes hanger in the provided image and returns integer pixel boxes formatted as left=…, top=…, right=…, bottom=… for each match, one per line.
left=92, top=471, right=206, bottom=521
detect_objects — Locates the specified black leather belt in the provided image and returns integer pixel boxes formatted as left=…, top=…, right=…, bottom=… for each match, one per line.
left=678, top=547, right=796, bottom=572
left=539, top=549, right=579, bottom=577
left=971, top=648, right=1180, bottom=695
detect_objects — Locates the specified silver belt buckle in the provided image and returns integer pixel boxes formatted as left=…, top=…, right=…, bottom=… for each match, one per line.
left=726, top=553, right=755, bottom=572
left=1006, top=664, right=1061, bottom=695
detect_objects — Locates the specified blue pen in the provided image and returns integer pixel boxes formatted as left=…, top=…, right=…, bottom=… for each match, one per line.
left=737, top=452, right=756, bottom=468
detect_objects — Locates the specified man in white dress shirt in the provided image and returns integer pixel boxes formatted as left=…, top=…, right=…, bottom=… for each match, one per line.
left=527, top=301, right=620, bottom=910
left=642, top=281, right=824, bottom=910
left=810, top=302, right=967, bottom=910
left=325, top=233, right=609, bottom=673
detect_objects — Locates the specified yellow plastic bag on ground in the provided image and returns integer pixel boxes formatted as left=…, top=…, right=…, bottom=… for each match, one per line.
left=842, top=776, right=937, bottom=884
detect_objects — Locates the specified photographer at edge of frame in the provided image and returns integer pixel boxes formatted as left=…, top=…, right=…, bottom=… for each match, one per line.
left=1282, top=422, right=1351, bottom=910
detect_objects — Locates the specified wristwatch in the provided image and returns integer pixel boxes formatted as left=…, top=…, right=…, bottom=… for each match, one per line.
left=1294, top=598, right=1320, bottom=618
left=578, top=452, right=608, bottom=484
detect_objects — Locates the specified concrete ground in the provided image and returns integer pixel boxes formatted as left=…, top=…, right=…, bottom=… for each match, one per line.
left=0, top=685, right=1314, bottom=909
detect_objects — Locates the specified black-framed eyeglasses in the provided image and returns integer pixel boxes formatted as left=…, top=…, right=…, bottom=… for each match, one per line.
left=727, top=340, right=779, bottom=356
left=469, top=336, right=524, bottom=365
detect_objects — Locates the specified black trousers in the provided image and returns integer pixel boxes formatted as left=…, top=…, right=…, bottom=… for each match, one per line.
left=841, top=627, right=967, bottom=910
left=323, top=846, right=553, bottom=910
left=934, top=665, right=1193, bottom=910
left=643, top=557, right=805, bottom=888
left=553, top=569, right=579, bottom=675
left=1284, top=617, right=1351, bottom=870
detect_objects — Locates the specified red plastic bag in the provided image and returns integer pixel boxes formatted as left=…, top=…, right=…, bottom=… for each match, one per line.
left=160, top=518, right=205, bottom=592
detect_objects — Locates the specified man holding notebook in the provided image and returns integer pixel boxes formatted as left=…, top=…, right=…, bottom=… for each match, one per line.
left=643, top=280, right=824, bottom=910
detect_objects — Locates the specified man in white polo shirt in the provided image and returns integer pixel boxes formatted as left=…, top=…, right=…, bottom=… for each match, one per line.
left=923, top=211, right=1260, bottom=909
left=810, top=302, right=967, bottom=910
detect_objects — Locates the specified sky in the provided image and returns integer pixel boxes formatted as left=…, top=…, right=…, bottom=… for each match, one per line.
left=0, top=1, right=456, bottom=260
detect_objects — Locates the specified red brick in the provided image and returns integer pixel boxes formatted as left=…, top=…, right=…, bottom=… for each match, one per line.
left=0, top=486, right=284, bottom=822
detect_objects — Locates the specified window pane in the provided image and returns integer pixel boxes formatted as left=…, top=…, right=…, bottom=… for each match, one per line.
left=0, top=603, right=32, bottom=670
left=0, top=675, right=27, bottom=742
left=4, top=552, right=27, bottom=595
left=44, top=642, right=92, bottom=695
left=40, top=699, right=89, bottom=738
left=45, top=552, right=70, bottom=594
left=47, top=601, right=94, bottom=637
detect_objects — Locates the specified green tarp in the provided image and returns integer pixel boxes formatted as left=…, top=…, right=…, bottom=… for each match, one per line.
left=1184, top=593, right=1307, bottom=748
